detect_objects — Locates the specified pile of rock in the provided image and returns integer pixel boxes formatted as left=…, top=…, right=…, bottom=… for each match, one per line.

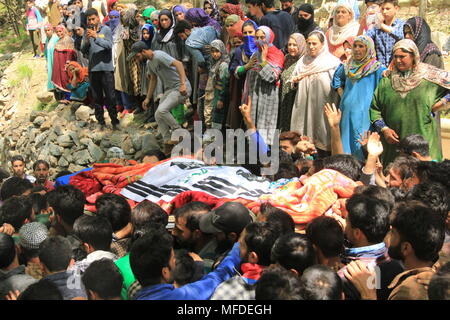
left=0, top=103, right=161, bottom=177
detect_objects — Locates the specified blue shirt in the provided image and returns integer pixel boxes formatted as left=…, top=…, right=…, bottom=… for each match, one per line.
left=366, top=18, right=404, bottom=67
left=134, top=242, right=241, bottom=300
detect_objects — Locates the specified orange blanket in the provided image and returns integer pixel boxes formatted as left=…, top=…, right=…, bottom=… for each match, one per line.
left=251, top=169, right=359, bottom=229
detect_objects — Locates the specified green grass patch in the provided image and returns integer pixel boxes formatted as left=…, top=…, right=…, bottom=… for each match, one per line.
left=0, top=27, right=29, bottom=55
left=35, top=100, right=58, bottom=112
left=17, top=64, right=33, bottom=80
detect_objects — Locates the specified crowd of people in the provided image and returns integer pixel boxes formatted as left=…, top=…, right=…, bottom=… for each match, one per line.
left=0, top=0, right=446, bottom=301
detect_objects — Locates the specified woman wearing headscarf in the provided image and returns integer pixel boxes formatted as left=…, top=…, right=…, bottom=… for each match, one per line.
left=296, top=3, right=321, bottom=39
left=332, top=35, right=385, bottom=160
left=185, top=8, right=221, bottom=34
left=242, top=25, right=284, bottom=145
left=151, top=10, right=160, bottom=29
left=326, top=4, right=359, bottom=61
left=142, top=6, right=156, bottom=25
left=102, top=0, right=118, bottom=23
left=172, top=5, right=187, bottom=24
left=224, top=14, right=244, bottom=52
left=226, top=19, right=258, bottom=129
left=204, top=0, right=220, bottom=22
left=278, top=33, right=306, bottom=132
left=51, top=25, right=77, bottom=100
left=204, top=40, right=230, bottom=131
left=123, top=6, right=142, bottom=98
left=290, top=30, right=341, bottom=156
left=220, top=3, right=245, bottom=21
left=44, top=24, right=59, bottom=92
left=137, top=23, right=155, bottom=117
left=105, top=10, right=120, bottom=36
left=403, top=16, right=444, bottom=69
left=370, top=39, right=449, bottom=166
left=151, top=9, right=178, bottom=59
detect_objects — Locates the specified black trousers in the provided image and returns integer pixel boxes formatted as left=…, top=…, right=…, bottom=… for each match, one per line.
left=89, top=71, right=118, bottom=125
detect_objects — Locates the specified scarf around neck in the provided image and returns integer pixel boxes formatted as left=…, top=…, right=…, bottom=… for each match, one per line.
left=291, top=31, right=341, bottom=80
left=345, top=35, right=382, bottom=80
left=390, top=39, right=450, bottom=98
left=327, top=4, right=359, bottom=46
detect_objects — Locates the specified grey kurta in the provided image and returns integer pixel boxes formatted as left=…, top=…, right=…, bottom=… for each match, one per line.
left=243, top=54, right=281, bottom=146
left=290, top=68, right=339, bottom=151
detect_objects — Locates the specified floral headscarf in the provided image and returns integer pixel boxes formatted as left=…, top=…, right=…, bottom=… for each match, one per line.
left=344, top=35, right=382, bottom=80
left=221, top=3, right=245, bottom=20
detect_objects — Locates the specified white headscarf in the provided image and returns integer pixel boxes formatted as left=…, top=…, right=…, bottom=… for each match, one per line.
left=290, top=31, right=341, bottom=81
left=327, top=4, right=360, bottom=46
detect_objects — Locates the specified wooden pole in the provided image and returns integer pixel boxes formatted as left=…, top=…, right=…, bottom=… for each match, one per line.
left=419, top=0, right=427, bottom=18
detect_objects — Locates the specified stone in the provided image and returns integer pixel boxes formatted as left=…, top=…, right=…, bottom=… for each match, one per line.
left=75, top=121, right=87, bottom=128
left=35, top=132, right=49, bottom=148
left=80, top=138, right=91, bottom=146
left=68, top=131, right=81, bottom=147
left=33, top=116, right=45, bottom=127
left=48, top=131, right=58, bottom=142
left=39, top=119, right=52, bottom=131
left=110, top=132, right=127, bottom=147
left=53, top=125, right=63, bottom=136
left=56, top=134, right=74, bottom=148
left=122, top=137, right=134, bottom=155
left=49, top=156, right=58, bottom=167
left=141, top=133, right=160, bottom=153
left=88, top=141, right=105, bottom=162
left=68, top=164, right=86, bottom=173
left=62, top=149, right=73, bottom=163
left=74, top=149, right=93, bottom=165
left=100, top=136, right=111, bottom=149
left=49, top=143, right=63, bottom=157
left=75, top=105, right=93, bottom=121
left=58, top=156, right=69, bottom=167
left=36, top=91, right=54, bottom=104
left=131, top=134, right=143, bottom=151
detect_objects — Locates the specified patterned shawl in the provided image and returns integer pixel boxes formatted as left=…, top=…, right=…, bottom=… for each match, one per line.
left=220, top=3, right=245, bottom=20
left=391, top=39, right=450, bottom=98
left=291, top=30, right=341, bottom=80
left=404, top=16, right=442, bottom=62
left=54, top=25, right=75, bottom=51
left=204, top=0, right=220, bottom=21
left=327, top=4, right=359, bottom=46
left=284, top=33, right=306, bottom=70
left=345, top=35, right=382, bottom=80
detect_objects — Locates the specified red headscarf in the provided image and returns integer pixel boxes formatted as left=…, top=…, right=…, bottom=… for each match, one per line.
left=66, top=61, right=88, bottom=84
left=221, top=3, right=245, bottom=20
left=257, top=26, right=284, bottom=70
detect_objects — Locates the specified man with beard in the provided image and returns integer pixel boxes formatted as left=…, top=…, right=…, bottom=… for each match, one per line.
left=385, top=201, right=445, bottom=300
left=280, top=0, right=297, bottom=17
left=32, top=160, right=55, bottom=192
left=295, top=3, right=321, bottom=39
left=171, top=202, right=217, bottom=272
left=345, top=201, right=445, bottom=300
left=210, top=221, right=282, bottom=300
left=199, top=202, right=254, bottom=269
left=338, top=194, right=403, bottom=300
